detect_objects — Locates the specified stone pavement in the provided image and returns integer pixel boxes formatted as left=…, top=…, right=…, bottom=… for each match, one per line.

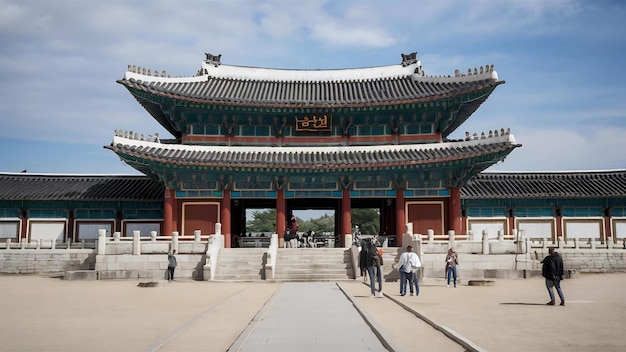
left=1, top=273, right=626, bottom=351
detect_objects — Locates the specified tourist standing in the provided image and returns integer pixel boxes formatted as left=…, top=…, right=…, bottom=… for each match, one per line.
left=167, top=250, right=177, bottom=282
left=398, top=246, right=420, bottom=296
left=360, top=239, right=383, bottom=297
left=541, top=246, right=565, bottom=306
left=398, top=246, right=417, bottom=296
left=445, top=248, right=458, bottom=287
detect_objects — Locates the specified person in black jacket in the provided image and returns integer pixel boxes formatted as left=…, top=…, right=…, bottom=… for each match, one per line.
left=541, top=246, right=565, bottom=306
left=359, top=239, right=383, bottom=297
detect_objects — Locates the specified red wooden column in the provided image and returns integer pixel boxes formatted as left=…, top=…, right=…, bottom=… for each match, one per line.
left=341, top=188, right=351, bottom=247
left=395, top=188, right=405, bottom=244
left=555, top=209, right=563, bottom=242
left=604, top=208, right=612, bottom=244
left=448, top=186, right=461, bottom=235
left=163, top=188, right=174, bottom=236
left=67, top=210, right=75, bottom=243
left=20, top=209, right=28, bottom=241
left=508, top=209, right=515, bottom=238
left=276, top=189, right=286, bottom=242
left=221, top=189, right=231, bottom=248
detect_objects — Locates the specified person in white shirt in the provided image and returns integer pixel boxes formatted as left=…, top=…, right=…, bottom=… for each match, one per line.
left=398, top=245, right=421, bottom=296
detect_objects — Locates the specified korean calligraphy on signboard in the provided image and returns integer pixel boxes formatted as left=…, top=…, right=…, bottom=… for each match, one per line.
left=295, top=115, right=331, bottom=132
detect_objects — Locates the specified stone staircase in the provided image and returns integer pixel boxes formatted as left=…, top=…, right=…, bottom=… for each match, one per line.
left=213, top=248, right=267, bottom=281
left=272, top=248, right=353, bottom=281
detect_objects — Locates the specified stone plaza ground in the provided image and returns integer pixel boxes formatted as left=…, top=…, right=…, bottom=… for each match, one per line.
left=1, top=273, right=625, bottom=351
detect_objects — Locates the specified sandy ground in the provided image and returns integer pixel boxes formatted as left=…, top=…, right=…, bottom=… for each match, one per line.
left=1, top=273, right=625, bottom=351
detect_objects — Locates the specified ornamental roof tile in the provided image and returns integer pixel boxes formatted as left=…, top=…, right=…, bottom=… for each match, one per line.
left=461, top=170, right=626, bottom=199
left=0, top=174, right=163, bottom=201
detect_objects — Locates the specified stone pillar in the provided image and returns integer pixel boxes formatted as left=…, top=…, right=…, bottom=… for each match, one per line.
left=497, top=230, right=504, bottom=241
left=172, top=231, right=179, bottom=253
left=150, top=231, right=157, bottom=242
left=5, top=238, right=11, bottom=251
left=482, top=231, right=490, bottom=254
left=221, top=188, right=232, bottom=248
left=97, top=229, right=106, bottom=255
left=341, top=188, right=351, bottom=247
left=448, top=230, right=455, bottom=249
left=427, top=229, right=434, bottom=244
left=194, top=229, right=201, bottom=242
left=132, top=230, right=141, bottom=255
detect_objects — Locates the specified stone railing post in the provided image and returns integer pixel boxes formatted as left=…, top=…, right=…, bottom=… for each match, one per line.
left=607, top=237, right=614, bottom=249
left=5, top=238, right=10, bottom=251
left=468, top=230, right=474, bottom=241
left=427, top=229, right=434, bottom=244
left=497, top=230, right=504, bottom=241
left=448, top=230, right=455, bottom=249
left=113, top=232, right=120, bottom=242
left=21, top=238, right=26, bottom=249
left=215, top=223, right=222, bottom=235
left=172, top=231, right=179, bottom=253
left=133, top=230, right=141, bottom=255
left=482, top=232, right=490, bottom=254
left=97, top=229, right=107, bottom=255
left=345, top=234, right=353, bottom=248
left=194, top=230, right=201, bottom=242
left=574, top=238, right=580, bottom=249
left=150, top=231, right=157, bottom=242
left=36, top=239, right=41, bottom=250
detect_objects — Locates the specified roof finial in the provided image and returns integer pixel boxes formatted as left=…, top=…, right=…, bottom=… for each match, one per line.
left=204, top=52, right=222, bottom=67
left=400, top=52, right=417, bottom=67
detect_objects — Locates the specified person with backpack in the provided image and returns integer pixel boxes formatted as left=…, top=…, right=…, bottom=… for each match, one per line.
left=541, top=246, right=565, bottom=306
left=398, top=245, right=421, bottom=296
left=359, top=239, right=383, bottom=297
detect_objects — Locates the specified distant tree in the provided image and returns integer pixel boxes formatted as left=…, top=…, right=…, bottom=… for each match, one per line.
left=351, top=208, right=380, bottom=236
left=246, top=209, right=276, bottom=233
left=300, top=214, right=335, bottom=234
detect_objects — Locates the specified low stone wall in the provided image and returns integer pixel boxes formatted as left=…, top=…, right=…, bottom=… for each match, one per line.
left=95, top=254, right=206, bottom=280
left=0, top=250, right=95, bottom=274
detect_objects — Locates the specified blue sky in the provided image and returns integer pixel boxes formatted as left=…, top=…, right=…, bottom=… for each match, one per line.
left=1, top=0, right=625, bottom=175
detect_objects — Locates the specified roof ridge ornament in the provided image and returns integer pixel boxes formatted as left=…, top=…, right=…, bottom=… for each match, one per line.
left=204, top=52, right=222, bottom=67
left=401, top=52, right=418, bottom=67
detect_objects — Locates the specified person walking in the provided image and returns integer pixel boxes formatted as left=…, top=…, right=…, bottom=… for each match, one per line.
left=359, top=239, right=383, bottom=297
left=445, top=248, right=458, bottom=287
left=542, top=246, right=565, bottom=306
left=398, top=245, right=420, bottom=296
left=167, top=250, right=177, bottom=282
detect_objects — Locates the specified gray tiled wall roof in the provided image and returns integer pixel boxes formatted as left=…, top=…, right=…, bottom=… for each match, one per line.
left=461, top=170, right=626, bottom=199
left=0, top=174, right=163, bottom=201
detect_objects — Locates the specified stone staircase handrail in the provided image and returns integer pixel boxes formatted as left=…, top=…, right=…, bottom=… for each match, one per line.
left=264, top=234, right=279, bottom=280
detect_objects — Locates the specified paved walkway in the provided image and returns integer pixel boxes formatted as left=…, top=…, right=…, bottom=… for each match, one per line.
left=1, top=273, right=626, bottom=351
left=229, top=282, right=388, bottom=352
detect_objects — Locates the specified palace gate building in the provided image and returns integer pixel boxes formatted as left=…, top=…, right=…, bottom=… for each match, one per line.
left=101, top=52, right=519, bottom=247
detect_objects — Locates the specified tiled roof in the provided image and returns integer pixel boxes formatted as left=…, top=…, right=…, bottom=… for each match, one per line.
left=0, top=174, right=163, bottom=201
left=105, top=133, right=519, bottom=172
left=118, top=57, right=502, bottom=109
left=461, top=170, right=626, bottom=199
